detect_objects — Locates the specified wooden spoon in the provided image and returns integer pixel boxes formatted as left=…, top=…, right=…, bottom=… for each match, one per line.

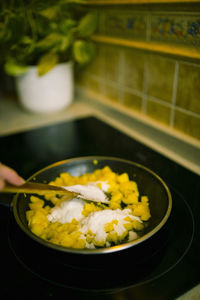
left=1, top=181, right=109, bottom=204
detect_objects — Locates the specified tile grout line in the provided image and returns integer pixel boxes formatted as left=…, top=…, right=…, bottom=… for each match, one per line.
left=144, top=12, right=151, bottom=115
left=148, top=96, right=173, bottom=108
left=141, top=56, right=149, bottom=114
left=99, top=46, right=106, bottom=96
left=85, top=72, right=200, bottom=119
left=170, top=61, right=179, bottom=128
left=87, top=72, right=145, bottom=98
left=118, top=49, right=125, bottom=104
left=175, top=106, right=200, bottom=119
left=146, top=13, right=151, bottom=42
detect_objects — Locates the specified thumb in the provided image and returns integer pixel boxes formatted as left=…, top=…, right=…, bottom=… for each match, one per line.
left=0, top=164, right=25, bottom=186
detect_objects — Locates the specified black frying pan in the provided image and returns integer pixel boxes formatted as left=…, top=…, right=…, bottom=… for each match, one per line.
left=11, top=156, right=172, bottom=257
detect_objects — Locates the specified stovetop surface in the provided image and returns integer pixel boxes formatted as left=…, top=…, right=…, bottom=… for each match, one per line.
left=0, top=116, right=199, bottom=299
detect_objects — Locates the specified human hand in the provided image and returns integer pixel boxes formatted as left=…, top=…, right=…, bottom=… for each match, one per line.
left=0, top=163, right=25, bottom=190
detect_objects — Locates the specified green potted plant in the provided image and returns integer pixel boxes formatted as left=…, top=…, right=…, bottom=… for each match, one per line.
left=0, top=0, right=98, bottom=113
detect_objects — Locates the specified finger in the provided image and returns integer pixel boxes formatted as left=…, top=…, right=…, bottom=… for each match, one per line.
left=0, top=164, right=25, bottom=186
left=0, top=178, right=5, bottom=190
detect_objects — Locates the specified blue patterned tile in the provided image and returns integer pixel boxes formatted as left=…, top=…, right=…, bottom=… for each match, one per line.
left=99, top=10, right=147, bottom=39
left=151, top=14, right=200, bottom=46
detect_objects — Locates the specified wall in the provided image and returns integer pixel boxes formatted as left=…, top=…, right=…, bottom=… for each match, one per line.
left=76, top=2, right=200, bottom=141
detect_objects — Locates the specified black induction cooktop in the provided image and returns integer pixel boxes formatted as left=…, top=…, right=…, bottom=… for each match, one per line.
left=0, top=116, right=199, bottom=299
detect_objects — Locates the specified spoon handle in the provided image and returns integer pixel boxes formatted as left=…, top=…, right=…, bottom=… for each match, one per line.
left=1, top=181, right=77, bottom=197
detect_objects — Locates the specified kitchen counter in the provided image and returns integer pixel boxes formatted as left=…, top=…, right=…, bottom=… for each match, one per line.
left=0, top=93, right=200, bottom=176
left=0, top=95, right=93, bottom=136
left=0, top=94, right=199, bottom=299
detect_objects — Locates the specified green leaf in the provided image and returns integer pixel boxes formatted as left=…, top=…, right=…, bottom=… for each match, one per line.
left=4, top=60, right=28, bottom=76
left=21, top=36, right=33, bottom=45
left=39, top=7, right=58, bottom=19
left=59, top=34, right=72, bottom=52
left=73, top=40, right=94, bottom=65
left=78, top=11, right=98, bottom=37
left=37, top=53, right=58, bottom=76
left=36, top=33, right=62, bottom=50
left=61, top=0, right=86, bottom=4
left=0, top=1, right=96, bottom=72
left=59, top=19, right=77, bottom=34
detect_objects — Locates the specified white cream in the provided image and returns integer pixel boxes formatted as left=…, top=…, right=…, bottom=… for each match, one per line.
left=47, top=182, right=142, bottom=249
left=62, top=183, right=109, bottom=203
left=47, top=198, right=85, bottom=224
left=80, top=209, right=141, bottom=244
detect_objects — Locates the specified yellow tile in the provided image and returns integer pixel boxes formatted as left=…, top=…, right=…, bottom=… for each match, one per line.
left=176, top=63, right=200, bottom=114
left=86, top=44, right=105, bottom=77
left=174, top=109, right=200, bottom=140
left=76, top=75, right=100, bottom=93
left=103, top=83, right=121, bottom=102
left=147, top=55, right=175, bottom=103
left=123, top=48, right=145, bottom=91
left=146, top=99, right=171, bottom=125
left=88, top=77, right=101, bottom=93
left=123, top=90, right=142, bottom=112
left=104, top=45, right=121, bottom=82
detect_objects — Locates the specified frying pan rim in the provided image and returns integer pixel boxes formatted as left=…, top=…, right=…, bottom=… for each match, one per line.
left=13, top=156, right=172, bottom=255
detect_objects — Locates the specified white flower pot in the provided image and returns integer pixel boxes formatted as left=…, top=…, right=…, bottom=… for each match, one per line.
left=16, top=62, right=73, bottom=113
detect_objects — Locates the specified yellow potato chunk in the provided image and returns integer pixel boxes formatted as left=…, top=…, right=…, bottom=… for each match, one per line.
left=26, top=166, right=151, bottom=250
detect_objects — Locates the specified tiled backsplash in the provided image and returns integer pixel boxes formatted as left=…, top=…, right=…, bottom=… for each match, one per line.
left=151, top=14, right=200, bottom=46
left=76, top=4, right=200, bottom=141
left=99, top=9, right=200, bottom=47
